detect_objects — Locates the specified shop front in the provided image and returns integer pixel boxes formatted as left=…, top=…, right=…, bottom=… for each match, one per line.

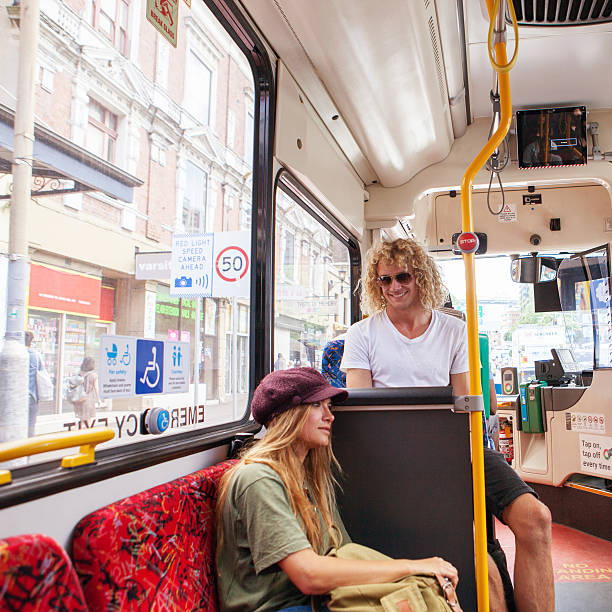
left=27, top=263, right=115, bottom=416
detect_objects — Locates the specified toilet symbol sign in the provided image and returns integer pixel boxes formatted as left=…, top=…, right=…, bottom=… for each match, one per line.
left=163, top=341, right=190, bottom=393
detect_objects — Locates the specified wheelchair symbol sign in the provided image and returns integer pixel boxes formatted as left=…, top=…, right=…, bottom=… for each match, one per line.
left=136, top=339, right=164, bottom=394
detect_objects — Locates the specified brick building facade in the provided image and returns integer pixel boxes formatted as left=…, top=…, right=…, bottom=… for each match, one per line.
left=0, top=0, right=255, bottom=421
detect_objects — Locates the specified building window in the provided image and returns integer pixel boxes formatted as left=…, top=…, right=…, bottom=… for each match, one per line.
left=182, top=161, right=207, bottom=233
left=283, top=230, right=295, bottom=280
left=93, top=0, right=129, bottom=55
left=184, top=51, right=212, bottom=125
left=87, top=98, right=118, bottom=162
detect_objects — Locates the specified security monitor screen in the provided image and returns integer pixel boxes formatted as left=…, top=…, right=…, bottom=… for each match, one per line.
left=517, top=106, right=587, bottom=169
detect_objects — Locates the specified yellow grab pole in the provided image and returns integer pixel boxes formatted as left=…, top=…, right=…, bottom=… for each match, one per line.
left=460, top=1, right=514, bottom=609
left=0, top=428, right=115, bottom=485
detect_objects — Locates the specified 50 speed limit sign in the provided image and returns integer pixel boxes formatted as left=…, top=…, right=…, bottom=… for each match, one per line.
left=215, top=246, right=249, bottom=282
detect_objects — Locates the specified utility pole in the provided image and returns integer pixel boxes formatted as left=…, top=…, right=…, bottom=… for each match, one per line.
left=0, top=0, right=41, bottom=445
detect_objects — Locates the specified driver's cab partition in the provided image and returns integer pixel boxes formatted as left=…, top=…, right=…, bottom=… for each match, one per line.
left=332, top=387, right=477, bottom=611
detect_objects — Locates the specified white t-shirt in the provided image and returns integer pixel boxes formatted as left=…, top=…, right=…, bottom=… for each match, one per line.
left=340, top=310, right=469, bottom=388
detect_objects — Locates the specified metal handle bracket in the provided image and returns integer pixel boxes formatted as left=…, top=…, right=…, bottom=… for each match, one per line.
left=453, top=395, right=485, bottom=413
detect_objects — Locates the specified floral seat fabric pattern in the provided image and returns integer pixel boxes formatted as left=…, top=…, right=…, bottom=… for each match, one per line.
left=0, top=533, right=88, bottom=611
left=71, top=460, right=235, bottom=612
left=321, top=338, right=347, bottom=388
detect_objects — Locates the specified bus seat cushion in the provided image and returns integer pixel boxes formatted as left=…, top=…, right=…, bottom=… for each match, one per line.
left=0, top=533, right=88, bottom=611
left=71, top=460, right=235, bottom=611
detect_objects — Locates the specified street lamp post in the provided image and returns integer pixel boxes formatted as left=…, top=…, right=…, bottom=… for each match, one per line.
left=0, top=0, right=41, bottom=445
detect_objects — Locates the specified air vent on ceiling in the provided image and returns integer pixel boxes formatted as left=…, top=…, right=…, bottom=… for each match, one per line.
left=508, top=0, right=612, bottom=26
left=428, top=16, right=448, bottom=102
left=424, top=1, right=448, bottom=105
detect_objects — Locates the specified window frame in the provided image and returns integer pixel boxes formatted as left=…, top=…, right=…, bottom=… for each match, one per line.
left=87, top=98, right=118, bottom=163
left=0, top=0, right=275, bottom=509
left=92, top=0, right=130, bottom=55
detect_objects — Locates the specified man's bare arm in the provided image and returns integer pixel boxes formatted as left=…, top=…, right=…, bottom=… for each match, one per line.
left=489, top=379, right=497, bottom=415
left=346, top=368, right=373, bottom=388
left=450, top=371, right=469, bottom=397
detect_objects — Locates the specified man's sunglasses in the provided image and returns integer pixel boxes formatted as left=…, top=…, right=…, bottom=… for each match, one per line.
left=376, top=272, right=412, bottom=286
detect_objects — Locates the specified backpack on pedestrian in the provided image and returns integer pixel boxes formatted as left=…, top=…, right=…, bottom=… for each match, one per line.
left=67, top=374, right=86, bottom=404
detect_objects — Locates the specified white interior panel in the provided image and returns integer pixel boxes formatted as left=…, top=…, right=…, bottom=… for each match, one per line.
left=244, top=0, right=377, bottom=184
left=272, top=0, right=454, bottom=187
left=247, top=0, right=455, bottom=187
left=275, top=62, right=365, bottom=237
left=365, top=109, right=612, bottom=228
left=465, top=2, right=612, bottom=119
left=434, top=184, right=612, bottom=254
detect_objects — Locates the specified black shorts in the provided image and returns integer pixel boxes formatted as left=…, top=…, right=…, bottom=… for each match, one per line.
left=484, top=448, right=537, bottom=522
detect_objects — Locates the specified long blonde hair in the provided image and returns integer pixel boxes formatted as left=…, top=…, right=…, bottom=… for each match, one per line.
left=217, top=405, right=341, bottom=552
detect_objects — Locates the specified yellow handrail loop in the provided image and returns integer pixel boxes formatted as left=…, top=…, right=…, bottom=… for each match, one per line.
left=487, top=0, right=519, bottom=73
left=0, top=428, right=115, bottom=485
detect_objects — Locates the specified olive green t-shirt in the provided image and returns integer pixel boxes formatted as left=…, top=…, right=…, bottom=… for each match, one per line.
left=217, top=462, right=350, bottom=612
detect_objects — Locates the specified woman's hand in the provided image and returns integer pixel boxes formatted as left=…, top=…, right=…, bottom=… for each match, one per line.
left=407, top=557, right=458, bottom=587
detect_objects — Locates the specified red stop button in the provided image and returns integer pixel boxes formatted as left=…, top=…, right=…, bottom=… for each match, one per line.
left=457, top=232, right=479, bottom=254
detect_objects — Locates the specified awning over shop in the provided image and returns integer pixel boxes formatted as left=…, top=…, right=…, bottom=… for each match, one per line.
left=0, top=103, right=143, bottom=202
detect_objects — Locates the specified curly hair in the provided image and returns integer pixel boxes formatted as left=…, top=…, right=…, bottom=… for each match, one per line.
left=360, top=238, right=448, bottom=314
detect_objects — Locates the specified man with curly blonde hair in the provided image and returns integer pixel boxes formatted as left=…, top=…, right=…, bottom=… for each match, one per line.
left=342, top=238, right=466, bottom=391
left=341, top=238, right=553, bottom=612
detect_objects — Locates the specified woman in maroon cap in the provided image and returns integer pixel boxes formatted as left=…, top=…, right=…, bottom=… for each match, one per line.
left=216, top=367, right=458, bottom=612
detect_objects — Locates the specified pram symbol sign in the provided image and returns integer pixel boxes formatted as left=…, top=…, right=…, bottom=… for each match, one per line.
left=106, top=343, right=131, bottom=366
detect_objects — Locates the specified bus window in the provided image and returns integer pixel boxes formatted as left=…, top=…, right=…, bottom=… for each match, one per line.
left=1, top=0, right=258, bottom=458
left=274, top=178, right=352, bottom=372
left=439, top=256, right=594, bottom=386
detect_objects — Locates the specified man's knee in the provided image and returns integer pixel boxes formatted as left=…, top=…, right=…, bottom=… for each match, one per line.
left=503, top=494, right=552, bottom=543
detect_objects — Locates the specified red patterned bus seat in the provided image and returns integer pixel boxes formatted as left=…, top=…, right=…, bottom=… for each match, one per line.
left=0, top=533, right=88, bottom=611
left=71, top=460, right=235, bottom=611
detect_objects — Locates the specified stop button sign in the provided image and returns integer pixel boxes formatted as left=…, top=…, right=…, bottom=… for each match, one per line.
left=457, top=232, right=479, bottom=254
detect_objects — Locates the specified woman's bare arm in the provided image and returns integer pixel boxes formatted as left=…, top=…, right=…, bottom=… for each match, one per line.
left=278, top=548, right=458, bottom=595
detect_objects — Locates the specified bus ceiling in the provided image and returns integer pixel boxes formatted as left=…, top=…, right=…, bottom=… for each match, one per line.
left=244, top=0, right=612, bottom=190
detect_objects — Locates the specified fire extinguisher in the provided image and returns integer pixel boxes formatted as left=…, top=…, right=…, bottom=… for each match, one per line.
left=499, top=418, right=514, bottom=464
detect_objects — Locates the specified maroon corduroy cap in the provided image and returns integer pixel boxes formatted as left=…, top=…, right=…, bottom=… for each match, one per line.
left=251, top=367, right=348, bottom=426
